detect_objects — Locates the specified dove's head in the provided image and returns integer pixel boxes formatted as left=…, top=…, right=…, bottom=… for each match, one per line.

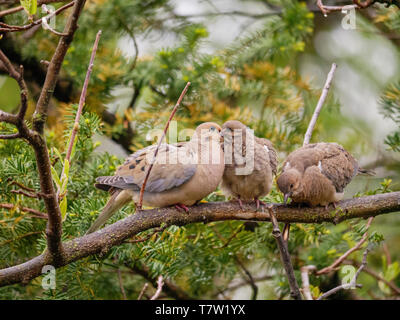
left=277, top=169, right=302, bottom=204
left=193, top=122, right=222, bottom=143
left=221, top=120, right=247, bottom=137
left=221, top=120, right=256, bottom=150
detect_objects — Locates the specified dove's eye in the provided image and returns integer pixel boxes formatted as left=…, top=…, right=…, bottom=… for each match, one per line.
left=290, top=184, right=294, bottom=189
left=210, top=126, right=216, bottom=131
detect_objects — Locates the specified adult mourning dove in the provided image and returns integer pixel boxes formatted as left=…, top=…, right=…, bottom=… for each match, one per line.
left=220, top=120, right=278, bottom=209
left=276, top=142, right=373, bottom=208
left=86, top=122, right=225, bottom=234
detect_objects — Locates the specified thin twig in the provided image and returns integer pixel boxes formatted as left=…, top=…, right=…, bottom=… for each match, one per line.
left=214, top=274, right=273, bottom=298
left=344, top=259, right=400, bottom=295
left=0, top=133, right=20, bottom=139
left=10, top=189, right=40, bottom=198
left=283, top=62, right=337, bottom=242
left=316, top=217, right=373, bottom=275
left=56, top=30, right=101, bottom=204
left=0, top=1, right=75, bottom=33
left=0, top=231, right=42, bottom=247
left=235, top=256, right=258, bottom=300
left=303, top=63, right=337, bottom=145
left=317, top=247, right=370, bottom=300
left=267, top=206, right=302, bottom=300
left=137, top=82, right=191, bottom=209
left=64, top=30, right=102, bottom=164
left=8, top=180, right=36, bottom=193
left=0, top=0, right=69, bottom=18
left=117, top=268, right=127, bottom=300
left=0, top=51, right=29, bottom=124
left=0, top=203, right=48, bottom=219
left=137, top=282, right=149, bottom=300
left=125, top=225, right=166, bottom=243
left=300, top=265, right=317, bottom=300
left=150, top=275, right=164, bottom=300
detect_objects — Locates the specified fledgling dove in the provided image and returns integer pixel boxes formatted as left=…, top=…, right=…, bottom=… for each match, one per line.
left=277, top=142, right=373, bottom=208
left=86, top=122, right=225, bottom=234
left=220, top=120, right=278, bottom=209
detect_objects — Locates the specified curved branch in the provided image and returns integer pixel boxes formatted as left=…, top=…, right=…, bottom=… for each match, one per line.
left=0, top=191, right=399, bottom=287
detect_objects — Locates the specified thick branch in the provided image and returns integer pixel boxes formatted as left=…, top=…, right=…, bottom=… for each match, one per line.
left=0, top=192, right=398, bottom=287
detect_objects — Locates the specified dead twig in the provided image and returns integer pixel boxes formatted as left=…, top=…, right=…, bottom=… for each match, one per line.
left=137, top=82, right=191, bottom=209
left=117, top=268, right=127, bottom=300
left=317, top=247, right=370, bottom=300
left=283, top=63, right=337, bottom=243
left=137, top=283, right=149, bottom=300
left=303, top=63, right=337, bottom=145
left=316, top=217, right=373, bottom=275
left=300, top=265, right=317, bottom=300
left=0, top=203, right=48, bottom=219
left=344, top=259, right=400, bottom=295
left=150, top=275, right=164, bottom=300
left=0, top=1, right=75, bottom=33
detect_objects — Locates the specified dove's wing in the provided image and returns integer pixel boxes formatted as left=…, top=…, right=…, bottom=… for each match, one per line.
left=95, top=142, right=197, bottom=193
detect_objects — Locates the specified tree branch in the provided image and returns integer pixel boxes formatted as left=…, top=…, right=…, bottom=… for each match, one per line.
left=137, top=81, right=191, bottom=209
left=268, top=207, right=302, bottom=300
left=33, top=0, right=86, bottom=134
left=0, top=191, right=399, bottom=287
left=0, top=0, right=69, bottom=18
left=125, top=262, right=192, bottom=300
left=316, top=216, right=373, bottom=275
left=317, top=247, right=370, bottom=300
left=150, top=275, right=164, bottom=300
left=344, top=259, right=400, bottom=295
left=300, top=265, right=317, bottom=300
left=303, top=63, right=337, bottom=145
left=0, top=1, right=75, bottom=33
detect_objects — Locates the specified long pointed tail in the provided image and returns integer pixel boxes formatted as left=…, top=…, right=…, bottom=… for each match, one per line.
left=86, top=190, right=132, bottom=234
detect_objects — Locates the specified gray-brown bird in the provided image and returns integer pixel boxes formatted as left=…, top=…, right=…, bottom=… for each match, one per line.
left=220, top=120, right=277, bottom=209
left=277, top=142, right=373, bottom=208
left=86, top=122, right=225, bottom=233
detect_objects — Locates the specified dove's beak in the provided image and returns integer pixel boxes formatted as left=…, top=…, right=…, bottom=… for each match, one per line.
left=284, top=193, right=291, bottom=204
left=219, top=129, right=225, bottom=143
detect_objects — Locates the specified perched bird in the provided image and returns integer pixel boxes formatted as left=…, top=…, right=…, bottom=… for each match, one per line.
left=277, top=142, right=373, bottom=207
left=220, top=120, right=277, bottom=209
left=86, top=122, right=225, bottom=234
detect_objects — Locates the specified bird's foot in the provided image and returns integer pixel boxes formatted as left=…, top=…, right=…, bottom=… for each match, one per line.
left=237, top=198, right=245, bottom=211
left=175, top=203, right=190, bottom=213
left=254, top=198, right=267, bottom=211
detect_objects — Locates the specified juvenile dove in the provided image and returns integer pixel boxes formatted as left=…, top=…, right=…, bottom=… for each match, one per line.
left=220, top=120, right=277, bottom=209
left=86, top=122, right=225, bottom=233
left=277, top=142, right=373, bottom=207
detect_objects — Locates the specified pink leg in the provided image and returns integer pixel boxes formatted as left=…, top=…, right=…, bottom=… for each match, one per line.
left=254, top=198, right=266, bottom=210
left=175, top=203, right=190, bottom=213
left=237, top=198, right=244, bottom=211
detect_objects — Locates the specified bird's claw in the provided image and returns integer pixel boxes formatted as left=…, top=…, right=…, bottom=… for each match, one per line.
left=255, top=198, right=267, bottom=211
left=175, top=203, right=190, bottom=213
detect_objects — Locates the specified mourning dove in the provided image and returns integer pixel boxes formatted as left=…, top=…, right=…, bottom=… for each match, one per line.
left=86, top=122, right=225, bottom=233
left=276, top=142, right=373, bottom=207
left=220, top=120, right=277, bottom=209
